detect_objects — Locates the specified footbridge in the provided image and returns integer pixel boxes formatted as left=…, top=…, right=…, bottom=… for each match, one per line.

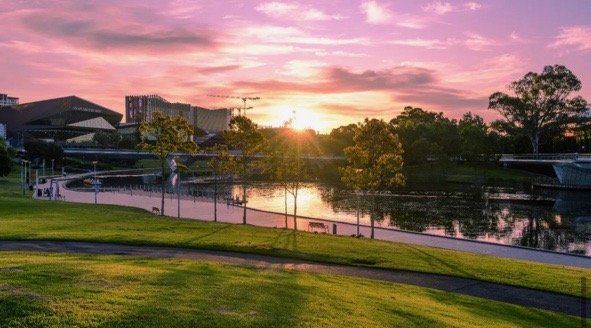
left=63, top=147, right=345, bottom=162
left=499, top=153, right=591, bottom=165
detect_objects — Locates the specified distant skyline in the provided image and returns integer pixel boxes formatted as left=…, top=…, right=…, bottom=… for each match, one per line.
left=1, top=0, right=590, bottom=132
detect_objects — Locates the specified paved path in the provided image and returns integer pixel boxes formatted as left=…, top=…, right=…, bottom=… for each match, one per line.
left=35, top=175, right=591, bottom=269
left=0, top=240, right=587, bottom=317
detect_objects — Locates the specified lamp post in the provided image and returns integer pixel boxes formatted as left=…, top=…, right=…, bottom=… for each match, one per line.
left=51, top=159, right=55, bottom=176
left=22, top=160, right=29, bottom=195
left=20, top=160, right=24, bottom=195
left=92, top=161, right=98, bottom=204
left=177, top=172, right=181, bottom=219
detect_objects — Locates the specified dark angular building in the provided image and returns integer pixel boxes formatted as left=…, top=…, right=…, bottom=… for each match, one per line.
left=0, top=95, right=122, bottom=146
left=126, top=95, right=192, bottom=125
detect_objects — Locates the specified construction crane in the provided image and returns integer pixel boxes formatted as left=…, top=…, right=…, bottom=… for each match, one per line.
left=207, top=94, right=261, bottom=117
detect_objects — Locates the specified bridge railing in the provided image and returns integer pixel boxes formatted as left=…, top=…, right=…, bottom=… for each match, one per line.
left=500, top=153, right=591, bottom=162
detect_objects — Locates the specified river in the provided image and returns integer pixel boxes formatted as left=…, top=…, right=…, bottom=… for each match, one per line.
left=70, top=173, right=591, bottom=256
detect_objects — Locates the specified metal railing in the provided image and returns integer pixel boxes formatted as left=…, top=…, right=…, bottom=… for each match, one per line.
left=500, top=153, right=591, bottom=162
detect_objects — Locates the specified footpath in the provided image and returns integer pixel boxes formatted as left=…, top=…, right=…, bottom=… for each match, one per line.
left=0, top=240, right=587, bottom=317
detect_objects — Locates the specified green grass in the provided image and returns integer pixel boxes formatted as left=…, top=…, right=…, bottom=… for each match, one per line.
left=0, top=252, right=585, bottom=327
left=0, top=169, right=589, bottom=299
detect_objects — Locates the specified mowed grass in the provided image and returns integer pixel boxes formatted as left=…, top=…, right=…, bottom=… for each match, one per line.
left=0, top=252, right=585, bottom=328
left=0, top=170, right=589, bottom=298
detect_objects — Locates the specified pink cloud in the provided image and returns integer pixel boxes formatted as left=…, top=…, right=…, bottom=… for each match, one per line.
left=423, top=2, right=453, bottom=15
left=360, top=1, right=392, bottom=24
left=255, top=2, right=343, bottom=21
left=549, top=26, right=591, bottom=51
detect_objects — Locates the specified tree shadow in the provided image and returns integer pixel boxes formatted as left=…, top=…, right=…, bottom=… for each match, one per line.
left=96, top=260, right=312, bottom=327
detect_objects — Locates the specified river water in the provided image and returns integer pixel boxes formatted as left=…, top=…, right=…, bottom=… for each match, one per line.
left=71, top=174, right=591, bottom=256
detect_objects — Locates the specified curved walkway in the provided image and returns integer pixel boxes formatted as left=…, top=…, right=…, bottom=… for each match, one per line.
left=0, top=240, right=587, bottom=317
left=36, top=174, right=591, bottom=269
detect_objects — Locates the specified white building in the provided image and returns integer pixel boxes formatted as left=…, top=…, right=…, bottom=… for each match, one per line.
left=0, top=94, right=19, bottom=107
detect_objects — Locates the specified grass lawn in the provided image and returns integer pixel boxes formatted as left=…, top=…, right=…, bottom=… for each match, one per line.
left=0, top=252, right=585, bottom=328
left=0, top=169, right=589, bottom=299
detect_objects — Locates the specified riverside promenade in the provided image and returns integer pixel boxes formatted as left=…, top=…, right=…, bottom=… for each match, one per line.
left=36, top=173, right=591, bottom=269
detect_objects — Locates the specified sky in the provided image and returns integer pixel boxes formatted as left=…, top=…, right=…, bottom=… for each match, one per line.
left=1, top=0, right=590, bottom=132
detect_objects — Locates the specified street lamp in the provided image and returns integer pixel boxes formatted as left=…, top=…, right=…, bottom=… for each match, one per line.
left=92, top=161, right=98, bottom=204
left=21, top=160, right=29, bottom=195
left=51, top=159, right=55, bottom=176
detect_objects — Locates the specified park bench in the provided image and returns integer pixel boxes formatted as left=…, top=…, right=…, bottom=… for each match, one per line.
left=308, top=221, right=329, bottom=233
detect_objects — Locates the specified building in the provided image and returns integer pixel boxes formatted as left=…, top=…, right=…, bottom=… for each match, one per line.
left=0, top=93, right=19, bottom=107
left=0, top=95, right=122, bottom=146
left=125, top=95, right=192, bottom=125
left=193, top=106, right=232, bottom=132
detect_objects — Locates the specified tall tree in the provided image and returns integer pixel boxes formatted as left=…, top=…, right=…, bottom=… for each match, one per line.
left=489, top=65, right=588, bottom=153
left=390, top=106, right=459, bottom=164
left=458, top=112, right=499, bottom=162
left=224, top=116, right=266, bottom=224
left=207, top=144, right=232, bottom=222
left=341, top=118, right=406, bottom=239
left=267, top=128, right=314, bottom=230
left=138, top=112, right=197, bottom=216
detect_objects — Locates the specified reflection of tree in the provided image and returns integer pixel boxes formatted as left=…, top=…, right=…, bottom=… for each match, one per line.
left=317, top=184, right=589, bottom=253
left=518, top=207, right=571, bottom=252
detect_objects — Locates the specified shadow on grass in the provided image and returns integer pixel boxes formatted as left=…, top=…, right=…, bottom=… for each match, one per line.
left=404, top=245, right=477, bottom=278
left=97, top=262, right=311, bottom=328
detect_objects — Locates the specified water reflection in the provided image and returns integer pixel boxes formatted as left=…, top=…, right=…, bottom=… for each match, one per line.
left=69, top=174, right=591, bottom=255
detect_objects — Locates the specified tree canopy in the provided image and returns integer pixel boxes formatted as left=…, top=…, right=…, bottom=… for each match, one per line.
left=489, top=65, right=589, bottom=153
left=390, top=106, right=459, bottom=164
left=138, top=112, right=197, bottom=216
left=224, top=115, right=267, bottom=224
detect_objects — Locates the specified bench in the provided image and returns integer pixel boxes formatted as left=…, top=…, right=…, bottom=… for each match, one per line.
left=308, top=222, right=329, bottom=233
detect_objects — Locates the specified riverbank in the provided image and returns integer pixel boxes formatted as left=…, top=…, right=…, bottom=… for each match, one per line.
left=1, top=170, right=589, bottom=298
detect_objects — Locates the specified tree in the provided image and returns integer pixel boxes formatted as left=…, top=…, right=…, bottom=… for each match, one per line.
left=138, top=112, right=197, bottom=216
left=266, top=129, right=314, bottom=230
left=207, top=144, right=232, bottom=222
left=458, top=112, right=500, bottom=162
left=341, top=118, right=406, bottom=239
left=489, top=65, right=589, bottom=154
left=391, top=106, right=459, bottom=164
left=224, top=116, right=266, bottom=224
left=24, top=141, right=64, bottom=166
left=0, top=138, right=12, bottom=177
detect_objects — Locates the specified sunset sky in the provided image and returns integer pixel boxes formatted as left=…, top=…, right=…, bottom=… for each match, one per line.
left=1, top=0, right=590, bottom=132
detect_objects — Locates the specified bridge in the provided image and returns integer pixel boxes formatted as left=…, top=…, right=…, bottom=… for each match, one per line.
left=62, top=147, right=345, bottom=162
left=499, top=153, right=591, bottom=165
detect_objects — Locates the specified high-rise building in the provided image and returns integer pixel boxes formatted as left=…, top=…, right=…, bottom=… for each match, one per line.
left=125, top=95, right=192, bottom=125
left=0, top=93, right=19, bottom=107
left=193, top=106, right=232, bottom=132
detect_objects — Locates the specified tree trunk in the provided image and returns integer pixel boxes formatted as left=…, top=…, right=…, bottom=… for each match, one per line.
left=213, top=174, right=218, bottom=222
left=160, top=157, right=165, bottom=216
left=531, top=132, right=540, bottom=154
left=356, top=194, right=360, bottom=236
left=242, top=183, right=247, bottom=224
left=284, top=185, right=288, bottom=229
left=371, top=195, right=376, bottom=239
left=293, top=187, right=298, bottom=231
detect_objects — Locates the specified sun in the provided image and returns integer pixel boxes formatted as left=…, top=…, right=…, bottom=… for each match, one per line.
left=274, top=108, right=325, bottom=132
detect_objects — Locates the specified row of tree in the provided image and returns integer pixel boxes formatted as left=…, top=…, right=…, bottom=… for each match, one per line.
left=138, top=64, right=588, bottom=237
left=329, top=65, right=589, bottom=161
